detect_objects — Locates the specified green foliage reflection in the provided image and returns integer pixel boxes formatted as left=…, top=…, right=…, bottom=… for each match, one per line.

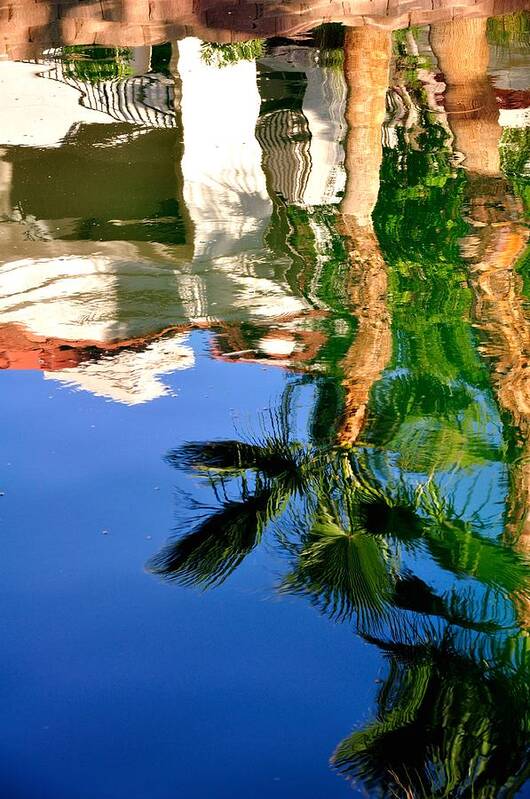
left=149, top=423, right=530, bottom=796
left=149, top=33, right=530, bottom=795
left=200, top=40, right=265, bottom=68
left=60, top=46, right=133, bottom=83
left=333, top=638, right=530, bottom=798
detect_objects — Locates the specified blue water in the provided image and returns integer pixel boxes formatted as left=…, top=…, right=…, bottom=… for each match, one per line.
left=0, top=332, right=380, bottom=798
left=2, top=21, right=530, bottom=796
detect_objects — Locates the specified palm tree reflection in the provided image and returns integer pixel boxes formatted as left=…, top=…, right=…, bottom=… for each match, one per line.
left=149, top=17, right=530, bottom=797
left=150, top=432, right=312, bottom=587
left=336, top=26, right=393, bottom=447
left=332, top=634, right=530, bottom=798
left=148, top=427, right=530, bottom=625
left=148, top=420, right=530, bottom=793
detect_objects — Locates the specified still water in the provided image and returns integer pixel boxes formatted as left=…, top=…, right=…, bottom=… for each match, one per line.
left=2, top=9, right=530, bottom=798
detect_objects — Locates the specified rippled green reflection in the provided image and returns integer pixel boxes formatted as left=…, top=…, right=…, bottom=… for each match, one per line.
left=152, top=425, right=530, bottom=795
left=3, top=13, right=530, bottom=796
left=146, top=18, right=530, bottom=796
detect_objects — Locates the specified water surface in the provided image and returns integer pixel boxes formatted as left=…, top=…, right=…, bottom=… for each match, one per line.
left=2, top=11, right=530, bottom=799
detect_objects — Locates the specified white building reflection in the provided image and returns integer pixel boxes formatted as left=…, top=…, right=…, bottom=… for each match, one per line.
left=0, top=31, right=528, bottom=404
left=0, top=38, right=349, bottom=403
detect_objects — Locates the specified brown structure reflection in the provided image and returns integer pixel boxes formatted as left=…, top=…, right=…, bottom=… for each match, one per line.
left=431, top=19, right=530, bottom=571
left=0, top=13, right=528, bottom=428
left=0, top=0, right=528, bottom=60
left=431, top=17, right=502, bottom=176
left=336, top=27, right=392, bottom=447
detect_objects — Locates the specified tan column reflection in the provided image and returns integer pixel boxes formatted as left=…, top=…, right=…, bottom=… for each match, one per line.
left=336, top=27, right=393, bottom=448
left=0, top=149, right=12, bottom=221
left=432, top=18, right=530, bottom=624
left=430, top=17, right=501, bottom=176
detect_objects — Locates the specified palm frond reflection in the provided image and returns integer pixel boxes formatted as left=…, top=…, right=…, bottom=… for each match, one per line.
left=149, top=424, right=530, bottom=796
left=148, top=489, right=274, bottom=589
left=332, top=637, right=530, bottom=798
left=149, top=428, right=530, bottom=639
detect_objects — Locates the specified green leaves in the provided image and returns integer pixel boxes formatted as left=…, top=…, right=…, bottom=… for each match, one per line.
left=200, top=41, right=265, bottom=68
left=151, top=432, right=309, bottom=588
left=487, top=11, right=530, bottom=45
left=60, top=46, right=133, bottom=83
left=374, top=124, right=468, bottom=273
left=423, top=517, right=530, bottom=599
left=282, top=514, right=394, bottom=625
left=147, top=490, right=272, bottom=588
left=332, top=643, right=530, bottom=798
left=152, top=423, right=530, bottom=797
left=154, top=432, right=530, bottom=639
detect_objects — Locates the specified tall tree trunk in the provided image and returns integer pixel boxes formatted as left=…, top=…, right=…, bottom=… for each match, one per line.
left=336, top=219, right=392, bottom=447
left=336, top=27, right=393, bottom=447
left=432, top=17, right=530, bottom=625
left=341, top=27, right=392, bottom=225
left=430, top=17, right=500, bottom=176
